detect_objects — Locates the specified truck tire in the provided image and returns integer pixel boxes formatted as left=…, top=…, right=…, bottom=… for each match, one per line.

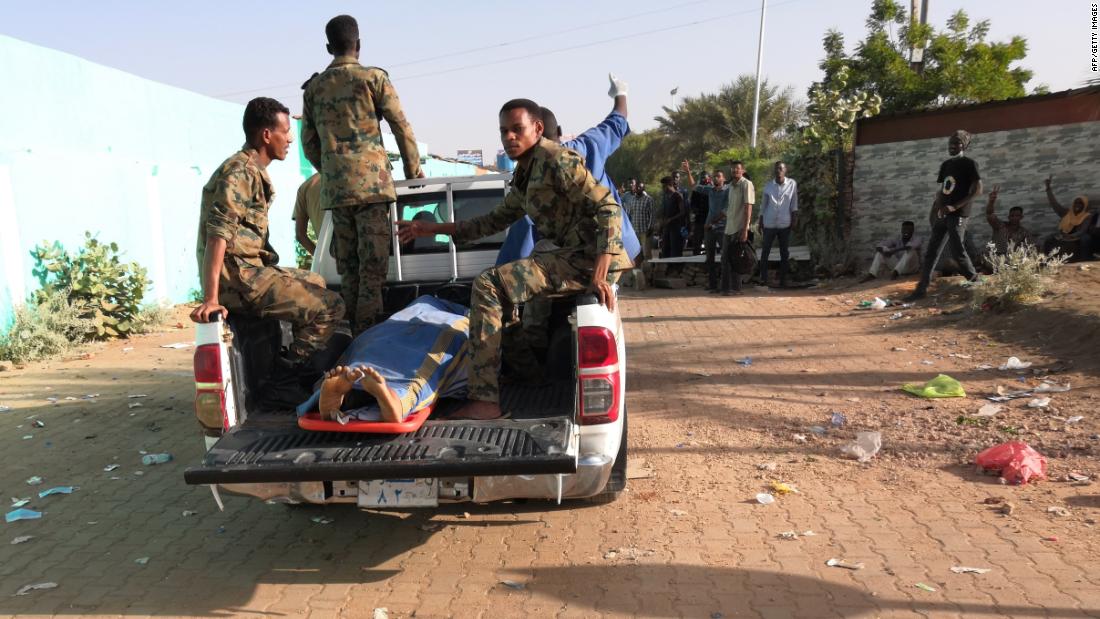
left=583, top=409, right=627, bottom=504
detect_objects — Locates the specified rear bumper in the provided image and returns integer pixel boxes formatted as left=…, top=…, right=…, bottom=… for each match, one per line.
left=212, top=452, right=614, bottom=505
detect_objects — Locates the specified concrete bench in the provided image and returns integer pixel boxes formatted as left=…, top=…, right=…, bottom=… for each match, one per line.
left=648, top=245, right=811, bottom=264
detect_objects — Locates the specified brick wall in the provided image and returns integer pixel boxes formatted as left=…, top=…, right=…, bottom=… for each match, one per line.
left=852, top=120, right=1100, bottom=264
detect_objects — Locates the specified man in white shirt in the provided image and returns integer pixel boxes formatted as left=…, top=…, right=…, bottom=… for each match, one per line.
left=758, top=161, right=798, bottom=287
left=860, top=221, right=923, bottom=282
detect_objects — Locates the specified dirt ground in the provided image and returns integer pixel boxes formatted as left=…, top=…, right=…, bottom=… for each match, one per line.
left=0, top=268, right=1098, bottom=618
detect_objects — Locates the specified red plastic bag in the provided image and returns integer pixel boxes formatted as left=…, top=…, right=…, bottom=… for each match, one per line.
left=975, top=441, right=1047, bottom=485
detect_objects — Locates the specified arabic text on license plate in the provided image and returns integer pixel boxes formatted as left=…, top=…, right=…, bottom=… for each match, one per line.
left=358, top=478, right=438, bottom=507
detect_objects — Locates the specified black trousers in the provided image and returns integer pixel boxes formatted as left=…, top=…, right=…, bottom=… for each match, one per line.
left=704, top=227, right=724, bottom=288
left=660, top=225, right=682, bottom=258
left=917, top=214, right=976, bottom=291
left=759, top=227, right=791, bottom=285
left=719, top=234, right=745, bottom=293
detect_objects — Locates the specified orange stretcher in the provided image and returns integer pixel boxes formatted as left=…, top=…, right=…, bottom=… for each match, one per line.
left=297, top=405, right=433, bottom=434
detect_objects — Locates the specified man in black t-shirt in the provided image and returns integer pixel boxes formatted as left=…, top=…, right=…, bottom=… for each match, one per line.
left=904, top=130, right=982, bottom=301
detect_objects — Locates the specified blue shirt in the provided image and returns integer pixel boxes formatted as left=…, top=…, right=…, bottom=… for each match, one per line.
left=760, top=178, right=799, bottom=229
left=695, top=184, right=731, bottom=228
left=495, top=111, right=641, bottom=265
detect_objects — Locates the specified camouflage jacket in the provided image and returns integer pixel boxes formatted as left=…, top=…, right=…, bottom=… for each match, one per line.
left=195, top=149, right=278, bottom=280
left=455, top=138, right=632, bottom=271
left=301, top=56, right=422, bottom=208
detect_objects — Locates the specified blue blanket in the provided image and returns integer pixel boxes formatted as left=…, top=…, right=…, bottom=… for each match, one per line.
left=297, top=296, right=470, bottom=421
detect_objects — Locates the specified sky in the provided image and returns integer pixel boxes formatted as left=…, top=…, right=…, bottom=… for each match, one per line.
left=2, top=0, right=1090, bottom=160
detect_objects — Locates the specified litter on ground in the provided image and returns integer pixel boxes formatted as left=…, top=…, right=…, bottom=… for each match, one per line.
left=951, top=566, right=991, bottom=574
left=975, top=441, right=1047, bottom=485
left=825, top=558, right=864, bottom=570
left=37, top=486, right=74, bottom=498
left=15, top=582, right=58, bottom=596
left=841, top=431, right=882, bottom=463
left=999, top=357, right=1032, bottom=370
left=902, top=374, right=966, bottom=398
left=5, top=509, right=43, bottom=523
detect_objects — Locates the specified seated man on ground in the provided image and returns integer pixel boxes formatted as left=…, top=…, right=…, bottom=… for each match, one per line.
left=298, top=295, right=470, bottom=423
left=1043, top=175, right=1095, bottom=261
left=984, top=184, right=1034, bottom=259
left=396, top=98, right=631, bottom=420
left=860, top=220, right=922, bottom=283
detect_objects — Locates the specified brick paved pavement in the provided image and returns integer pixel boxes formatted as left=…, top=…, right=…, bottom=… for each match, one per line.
left=0, top=289, right=1097, bottom=618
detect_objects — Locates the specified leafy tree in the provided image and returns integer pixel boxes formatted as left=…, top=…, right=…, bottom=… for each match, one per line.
left=647, top=75, right=801, bottom=172
left=814, top=0, right=1036, bottom=114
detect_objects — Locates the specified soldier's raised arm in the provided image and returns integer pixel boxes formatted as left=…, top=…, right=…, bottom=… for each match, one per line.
left=370, top=70, right=422, bottom=179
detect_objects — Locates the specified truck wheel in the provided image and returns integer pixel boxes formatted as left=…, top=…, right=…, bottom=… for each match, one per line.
left=583, top=409, right=627, bottom=504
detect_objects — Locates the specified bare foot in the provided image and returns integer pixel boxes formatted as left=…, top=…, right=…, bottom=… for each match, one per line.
left=356, top=366, right=405, bottom=423
left=449, top=399, right=505, bottom=420
left=318, top=365, right=359, bottom=421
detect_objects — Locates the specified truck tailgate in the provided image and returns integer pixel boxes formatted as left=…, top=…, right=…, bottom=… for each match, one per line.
left=184, top=417, right=577, bottom=485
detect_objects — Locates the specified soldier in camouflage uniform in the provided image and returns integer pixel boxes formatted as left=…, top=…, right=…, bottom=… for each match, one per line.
left=191, top=97, right=344, bottom=367
left=300, top=14, right=423, bottom=335
left=398, top=99, right=632, bottom=420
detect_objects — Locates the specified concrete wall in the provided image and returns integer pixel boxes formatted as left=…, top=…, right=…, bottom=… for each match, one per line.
left=0, top=35, right=478, bottom=330
left=852, top=120, right=1100, bottom=260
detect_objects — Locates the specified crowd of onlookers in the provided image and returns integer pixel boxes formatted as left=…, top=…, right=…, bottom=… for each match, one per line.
left=618, top=132, right=1096, bottom=300
left=619, top=159, right=799, bottom=295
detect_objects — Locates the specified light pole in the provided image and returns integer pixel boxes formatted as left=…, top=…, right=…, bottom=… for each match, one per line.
left=750, top=0, right=767, bottom=152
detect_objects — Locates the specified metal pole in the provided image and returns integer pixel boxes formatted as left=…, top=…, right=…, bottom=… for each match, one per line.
left=750, top=0, right=767, bottom=151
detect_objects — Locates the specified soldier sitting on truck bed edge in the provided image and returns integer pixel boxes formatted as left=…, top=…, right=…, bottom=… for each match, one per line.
left=396, top=98, right=632, bottom=421
left=191, top=97, right=345, bottom=395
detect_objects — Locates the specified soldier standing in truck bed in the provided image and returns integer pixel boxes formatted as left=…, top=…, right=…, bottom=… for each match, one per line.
left=301, top=14, right=424, bottom=335
left=191, top=97, right=345, bottom=387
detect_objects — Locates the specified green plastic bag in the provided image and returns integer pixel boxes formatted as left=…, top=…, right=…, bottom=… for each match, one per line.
left=902, top=374, right=966, bottom=398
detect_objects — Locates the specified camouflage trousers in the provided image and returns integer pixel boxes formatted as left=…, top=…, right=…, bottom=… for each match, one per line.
left=221, top=264, right=344, bottom=361
left=467, top=252, right=620, bottom=403
left=331, top=203, right=390, bottom=335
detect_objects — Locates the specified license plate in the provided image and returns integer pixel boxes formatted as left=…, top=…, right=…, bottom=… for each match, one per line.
left=358, top=478, right=438, bottom=508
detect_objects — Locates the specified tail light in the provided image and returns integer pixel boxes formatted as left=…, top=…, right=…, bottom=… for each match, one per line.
left=578, top=327, right=618, bottom=368
left=194, top=344, right=223, bottom=383
left=578, top=326, right=620, bottom=425
left=194, top=343, right=229, bottom=431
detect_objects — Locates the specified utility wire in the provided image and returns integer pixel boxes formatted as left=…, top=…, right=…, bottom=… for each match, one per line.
left=213, top=0, right=731, bottom=98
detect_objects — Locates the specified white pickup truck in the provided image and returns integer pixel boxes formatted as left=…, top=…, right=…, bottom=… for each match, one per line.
left=184, top=174, right=628, bottom=506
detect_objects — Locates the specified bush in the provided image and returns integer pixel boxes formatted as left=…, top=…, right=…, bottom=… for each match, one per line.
left=132, top=303, right=173, bottom=334
left=971, top=242, right=1068, bottom=310
left=0, top=289, right=94, bottom=364
left=31, top=232, right=149, bottom=339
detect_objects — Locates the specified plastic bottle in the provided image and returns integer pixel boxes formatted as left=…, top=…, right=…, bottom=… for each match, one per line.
left=142, top=453, right=172, bottom=465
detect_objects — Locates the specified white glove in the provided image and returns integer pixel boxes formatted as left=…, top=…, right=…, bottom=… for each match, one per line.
left=608, top=73, right=628, bottom=98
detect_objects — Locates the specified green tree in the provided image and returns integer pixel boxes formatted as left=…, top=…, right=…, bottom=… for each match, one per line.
left=647, top=75, right=801, bottom=172
left=814, top=0, right=1036, bottom=115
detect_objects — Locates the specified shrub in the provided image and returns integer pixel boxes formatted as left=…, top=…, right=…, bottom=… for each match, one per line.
left=971, top=242, right=1068, bottom=310
left=132, top=303, right=173, bottom=334
left=31, top=232, right=149, bottom=339
left=0, top=289, right=94, bottom=364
